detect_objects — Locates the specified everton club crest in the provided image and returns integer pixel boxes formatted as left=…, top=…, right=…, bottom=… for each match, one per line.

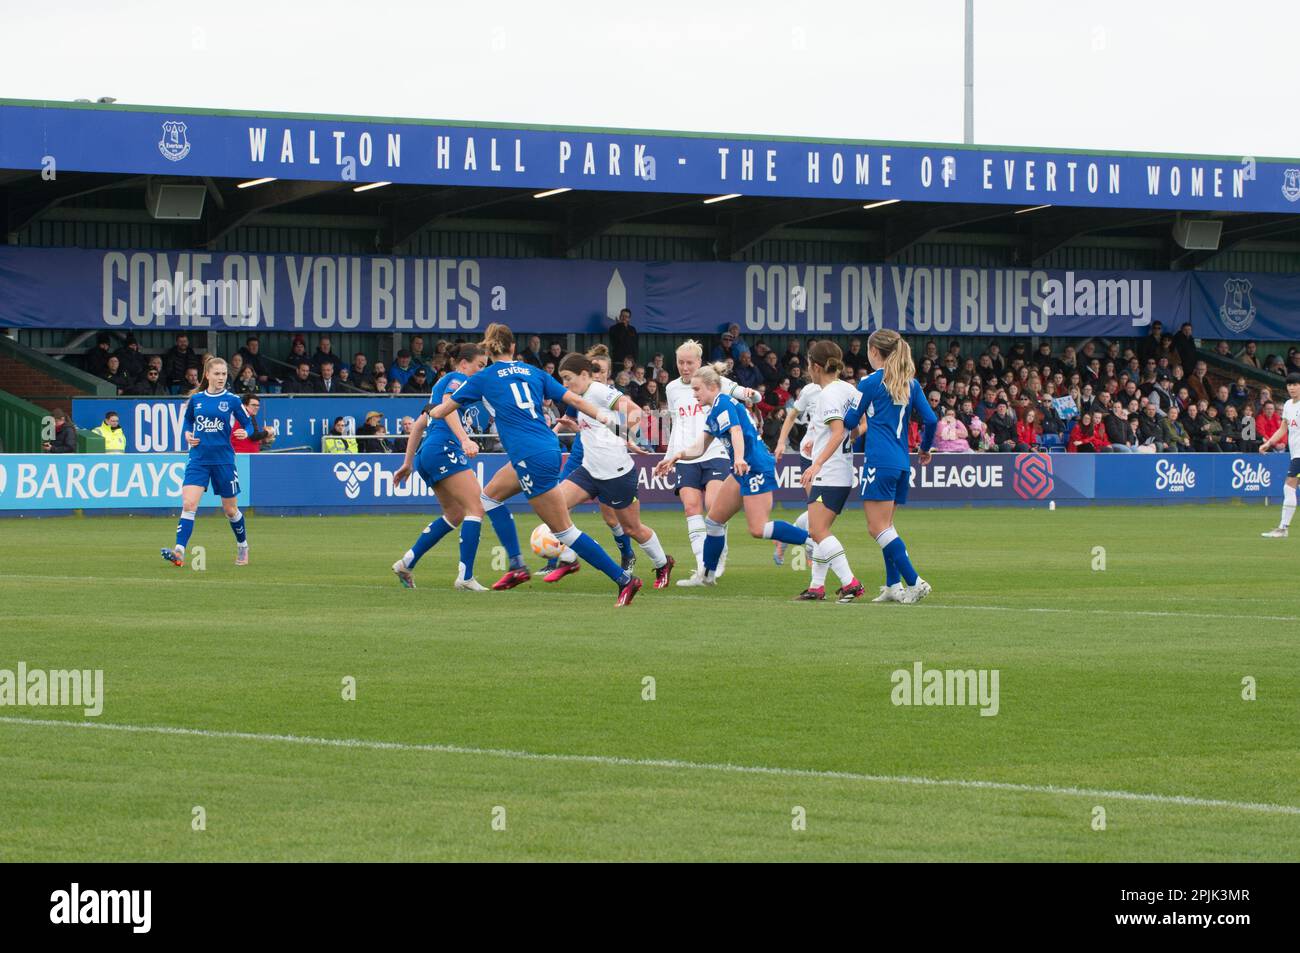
left=1220, top=278, right=1257, bottom=333
left=1283, top=169, right=1300, bottom=203
left=159, top=121, right=191, bottom=162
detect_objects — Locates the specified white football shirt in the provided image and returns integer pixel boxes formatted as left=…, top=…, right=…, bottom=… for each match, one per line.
left=576, top=380, right=633, bottom=479
left=1283, top=398, right=1300, bottom=459
left=809, top=379, right=859, bottom=486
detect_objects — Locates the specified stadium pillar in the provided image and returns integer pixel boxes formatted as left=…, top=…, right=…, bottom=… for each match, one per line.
left=964, top=0, right=974, bottom=144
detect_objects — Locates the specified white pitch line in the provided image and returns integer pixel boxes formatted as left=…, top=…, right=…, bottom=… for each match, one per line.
left=5, top=574, right=1296, bottom=623
left=3, top=715, right=1298, bottom=817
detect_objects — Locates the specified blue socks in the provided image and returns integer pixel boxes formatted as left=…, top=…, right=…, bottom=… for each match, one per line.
left=555, top=525, right=629, bottom=586
left=762, top=520, right=808, bottom=546
left=228, top=509, right=247, bottom=545
left=876, top=527, right=917, bottom=586
left=612, top=524, right=634, bottom=560
left=482, top=494, right=526, bottom=569
left=702, top=518, right=726, bottom=574
left=458, top=515, right=481, bottom=580
left=175, top=510, right=196, bottom=549
left=405, top=516, right=455, bottom=569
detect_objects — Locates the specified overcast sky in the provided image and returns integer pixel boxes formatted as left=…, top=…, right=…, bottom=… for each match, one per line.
left=3, top=0, right=1296, bottom=158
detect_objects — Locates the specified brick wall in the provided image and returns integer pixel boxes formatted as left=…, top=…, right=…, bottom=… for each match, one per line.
left=0, top=355, right=87, bottom=413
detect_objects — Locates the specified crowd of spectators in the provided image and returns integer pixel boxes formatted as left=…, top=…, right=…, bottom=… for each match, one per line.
left=74, top=313, right=1300, bottom=456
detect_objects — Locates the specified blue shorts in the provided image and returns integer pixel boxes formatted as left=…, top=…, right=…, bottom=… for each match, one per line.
left=735, top=466, right=778, bottom=497
left=567, top=465, right=638, bottom=509
left=183, top=461, right=240, bottom=499
left=514, top=450, right=563, bottom=500
left=807, top=483, right=853, bottom=514
left=559, top=447, right=584, bottom=481
left=859, top=465, right=909, bottom=505
left=416, top=445, right=471, bottom=486
left=1289, top=457, right=1300, bottom=479
left=675, top=459, right=731, bottom=494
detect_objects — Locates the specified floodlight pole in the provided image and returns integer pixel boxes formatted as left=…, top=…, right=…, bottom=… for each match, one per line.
left=964, top=0, right=974, bottom=144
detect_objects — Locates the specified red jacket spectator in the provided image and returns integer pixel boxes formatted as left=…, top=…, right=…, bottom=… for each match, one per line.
left=759, top=386, right=790, bottom=418
left=1016, top=419, right=1040, bottom=447
left=1256, top=408, right=1282, bottom=444
left=1067, top=418, right=1110, bottom=452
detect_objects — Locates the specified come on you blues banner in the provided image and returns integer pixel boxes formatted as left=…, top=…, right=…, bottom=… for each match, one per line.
left=7, top=244, right=1300, bottom=339
left=2, top=100, right=1299, bottom=212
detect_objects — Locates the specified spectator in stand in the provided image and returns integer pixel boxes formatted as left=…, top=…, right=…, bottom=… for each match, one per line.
left=231, top=394, right=274, bottom=453
left=760, top=377, right=792, bottom=419
left=609, top=308, right=639, bottom=365
left=281, top=335, right=308, bottom=374
left=1264, top=354, right=1286, bottom=375
left=1211, top=384, right=1233, bottom=417
left=391, top=416, right=416, bottom=455
left=91, top=411, right=126, bottom=453
left=1229, top=376, right=1251, bottom=408
left=1067, top=412, right=1107, bottom=453
left=711, top=330, right=742, bottom=363
left=781, top=338, right=803, bottom=369
left=322, top=417, right=358, bottom=453
left=318, top=363, right=342, bottom=394
left=358, top=410, right=392, bottom=453
left=975, top=389, right=1000, bottom=421
left=406, top=367, right=431, bottom=394
left=1256, top=400, right=1282, bottom=447
left=1103, top=405, right=1131, bottom=451
left=348, top=352, right=370, bottom=386
left=1221, top=405, right=1258, bottom=453
left=128, top=363, right=169, bottom=396
left=1198, top=404, right=1224, bottom=451
left=163, top=333, right=203, bottom=388
left=228, top=352, right=245, bottom=384
left=987, top=400, right=1023, bottom=451
left=1147, top=372, right=1175, bottom=415
left=311, top=336, right=342, bottom=377
left=408, top=336, right=428, bottom=373
left=84, top=333, right=115, bottom=377
left=1017, top=408, right=1043, bottom=451
left=1187, top=360, right=1212, bottom=402
left=843, top=337, right=867, bottom=375
left=640, top=378, right=663, bottom=413
left=786, top=363, right=808, bottom=397
left=933, top=408, right=973, bottom=453
left=520, top=335, right=544, bottom=368
left=542, top=360, right=558, bottom=382
left=1213, top=340, right=1232, bottom=359
left=389, top=350, right=415, bottom=387
left=1236, top=341, right=1260, bottom=368
left=180, top=366, right=200, bottom=395
left=760, top=350, right=782, bottom=387
left=388, top=379, right=403, bottom=395
left=1171, top=322, right=1196, bottom=370
left=234, top=365, right=259, bottom=396
left=1138, top=403, right=1166, bottom=451
left=42, top=408, right=78, bottom=453
left=656, top=368, right=671, bottom=391
left=338, top=366, right=353, bottom=388
left=236, top=336, right=270, bottom=385
left=101, top=355, right=132, bottom=393
left=371, top=374, right=389, bottom=395
left=113, top=334, right=146, bottom=383
left=546, top=341, right=565, bottom=369
left=733, top=350, right=763, bottom=391
left=280, top=360, right=316, bottom=394
left=1161, top=405, right=1191, bottom=452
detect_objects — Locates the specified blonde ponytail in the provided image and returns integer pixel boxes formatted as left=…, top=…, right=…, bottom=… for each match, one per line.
left=691, top=361, right=728, bottom=390
left=869, top=329, right=914, bottom=403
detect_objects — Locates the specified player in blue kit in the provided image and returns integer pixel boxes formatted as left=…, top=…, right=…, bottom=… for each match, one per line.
left=430, top=324, right=644, bottom=606
left=390, top=343, right=501, bottom=591
left=841, top=329, right=938, bottom=605
left=654, top=362, right=807, bottom=586
left=160, top=356, right=253, bottom=567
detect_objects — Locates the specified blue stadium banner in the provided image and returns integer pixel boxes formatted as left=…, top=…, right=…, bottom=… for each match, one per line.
left=15, top=244, right=1288, bottom=339
left=1091, top=452, right=1290, bottom=499
left=2, top=100, right=1298, bottom=213
left=0, top=454, right=250, bottom=510
left=73, top=396, right=432, bottom=454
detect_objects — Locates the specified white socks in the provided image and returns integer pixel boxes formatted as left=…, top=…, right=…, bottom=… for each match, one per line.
left=1282, top=484, right=1297, bottom=529
left=686, top=515, right=706, bottom=570
left=811, top=535, right=853, bottom=588
left=638, top=530, right=668, bottom=569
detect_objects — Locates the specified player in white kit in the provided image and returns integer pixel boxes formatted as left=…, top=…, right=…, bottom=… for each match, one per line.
left=665, top=339, right=760, bottom=583
left=1259, top=372, right=1300, bottom=538
left=792, top=341, right=865, bottom=602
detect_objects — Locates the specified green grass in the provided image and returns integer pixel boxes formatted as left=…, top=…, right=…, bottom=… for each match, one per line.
left=1, top=503, right=1297, bottom=861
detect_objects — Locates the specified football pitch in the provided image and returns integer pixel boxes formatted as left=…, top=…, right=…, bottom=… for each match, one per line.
left=1, top=503, right=1296, bottom=862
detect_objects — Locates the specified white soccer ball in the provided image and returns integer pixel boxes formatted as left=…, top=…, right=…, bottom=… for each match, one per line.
left=530, top=524, right=564, bottom=559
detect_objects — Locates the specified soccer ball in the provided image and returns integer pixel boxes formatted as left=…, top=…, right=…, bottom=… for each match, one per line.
left=530, top=524, right=564, bottom=559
